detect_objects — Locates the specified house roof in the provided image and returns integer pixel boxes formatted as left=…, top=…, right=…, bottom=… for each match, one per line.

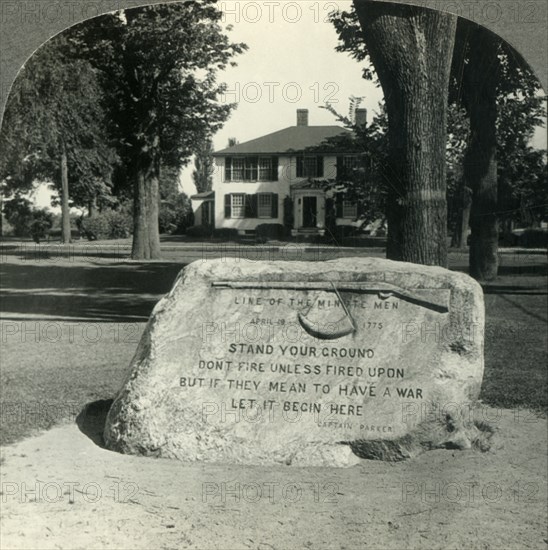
left=213, top=126, right=352, bottom=156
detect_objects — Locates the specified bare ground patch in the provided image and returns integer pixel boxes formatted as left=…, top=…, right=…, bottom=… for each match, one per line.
left=0, top=408, right=546, bottom=550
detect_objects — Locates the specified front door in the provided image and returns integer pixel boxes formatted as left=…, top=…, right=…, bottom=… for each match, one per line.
left=302, top=196, right=317, bottom=228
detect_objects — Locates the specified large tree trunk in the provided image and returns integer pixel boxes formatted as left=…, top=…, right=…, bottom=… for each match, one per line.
left=131, top=154, right=161, bottom=260
left=60, top=142, right=71, bottom=244
left=354, top=1, right=457, bottom=267
left=464, top=27, right=500, bottom=281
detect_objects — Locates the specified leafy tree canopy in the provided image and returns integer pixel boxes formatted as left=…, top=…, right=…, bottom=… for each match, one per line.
left=66, top=1, right=247, bottom=176
left=0, top=34, right=117, bottom=208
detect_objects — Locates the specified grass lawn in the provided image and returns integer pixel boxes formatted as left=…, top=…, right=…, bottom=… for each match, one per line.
left=1, top=246, right=546, bottom=446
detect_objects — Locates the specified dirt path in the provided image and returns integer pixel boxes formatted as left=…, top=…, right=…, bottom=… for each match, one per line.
left=1, top=407, right=546, bottom=550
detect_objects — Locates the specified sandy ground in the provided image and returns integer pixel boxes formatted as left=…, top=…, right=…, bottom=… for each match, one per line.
left=1, top=405, right=546, bottom=550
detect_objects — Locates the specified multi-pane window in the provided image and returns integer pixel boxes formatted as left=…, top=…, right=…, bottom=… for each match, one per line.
left=259, top=157, right=273, bottom=180
left=297, top=156, right=323, bottom=178
left=342, top=199, right=358, bottom=219
left=244, top=156, right=258, bottom=181
left=231, top=158, right=245, bottom=181
left=225, top=193, right=278, bottom=219
left=342, top=155, right=360, bottom=171
left=232, top=194, right=245, bottom=218
left=225, top=156, right=278, bottom=181
left=258, top=193, right=272, bottom=218
left=337, top=155, right=362, bottom=181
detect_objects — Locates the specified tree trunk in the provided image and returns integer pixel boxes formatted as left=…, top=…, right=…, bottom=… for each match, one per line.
left=131, top=155, right=161, bottom=260
left=452, top=183, right=472, bottom=248
left=60, top=143, right=71, bottom=244
left=354, top=0, right=457, bottom=267
left=88, top=196, right=97, bottom=218
left=459, top=186, right=472, bottom=247
left=465, top=27, right=500, bottom=281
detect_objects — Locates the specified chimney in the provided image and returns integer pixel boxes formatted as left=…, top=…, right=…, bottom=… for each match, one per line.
left=355, top=108, right=367, bottom=127
left=297, top=109, right=309, bottom=127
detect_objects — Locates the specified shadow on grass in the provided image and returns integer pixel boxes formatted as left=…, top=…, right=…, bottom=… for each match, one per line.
left=483, top=285, right=548, bottom=296
left=0, top=261, right=186, bottom=322
left=1, top=247, right=130, bottom=262
left=497, top=264, right=548, bottom=277
left=76, top=399, right=113, bottom=449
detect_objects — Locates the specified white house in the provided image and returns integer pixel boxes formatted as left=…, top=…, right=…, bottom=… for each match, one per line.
left=191, top=108, right=367, bottom=237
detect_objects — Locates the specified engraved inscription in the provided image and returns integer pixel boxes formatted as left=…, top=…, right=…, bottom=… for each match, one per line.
left=176, top=281, right=451, bottom=439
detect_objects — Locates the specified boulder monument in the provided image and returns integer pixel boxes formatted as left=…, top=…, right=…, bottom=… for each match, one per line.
left=104, top=257, right=485, bottom=466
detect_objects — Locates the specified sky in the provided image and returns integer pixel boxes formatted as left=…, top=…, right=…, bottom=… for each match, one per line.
left=31, top=0, right=546, bottom=209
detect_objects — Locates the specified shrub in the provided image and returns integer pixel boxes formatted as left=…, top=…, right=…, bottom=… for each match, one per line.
left=255, top=223, right=288, bottom=242
left=2, top=197, right=33, bottom=237
left=2, top=198, right=54, bottom=240
left=498, top=232, right=519, bottom=247
left=29, top=209, right=54, bottom=243
left=159, top=193, right=194, bottom=234
left=518, top=228, right=548, bottom=248
left=212, top=228, right=238, bottom=240
left=341, top=236, right=387, bottom=248
left=158, top=207, right=177, bottom=234
left=324, top=198, right=337, bottom=241
left=334, top=225, right=357, bottom=242
left=80, top=209, right=132, bottom=240
left=283, top=197, right=294, bottom=232
left=186, top=225, right=214, bottom=238
left=106, top=209, right=132, bottom=239
left=1, top=216, right=14, bottom=237
left=80, top=216, right=108, bottom=240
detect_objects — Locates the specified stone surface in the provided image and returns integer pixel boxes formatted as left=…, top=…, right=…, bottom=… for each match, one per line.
left=104, top=257, right=485, bottom=466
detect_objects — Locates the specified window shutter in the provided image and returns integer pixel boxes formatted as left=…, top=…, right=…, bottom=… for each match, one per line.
left=336, top=193, right=343, bottom=218
left=244, top=193, right=251, bottom=218
left=251, top=194, right=258, bottom=217
left=336, top=156, right=343, bottom=181
left=248, top=156, right=258, bottom=181
left=225, top=157, right=232, bottom=182
left=296, top=157, right=303, bottom=178
left=271, top=156, right=278, bottom=181
left=271, top=193, right=278, bottom=218
left=224, top=194, right=231, bottom=218
left=316, top=156, right=324, bottom=177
